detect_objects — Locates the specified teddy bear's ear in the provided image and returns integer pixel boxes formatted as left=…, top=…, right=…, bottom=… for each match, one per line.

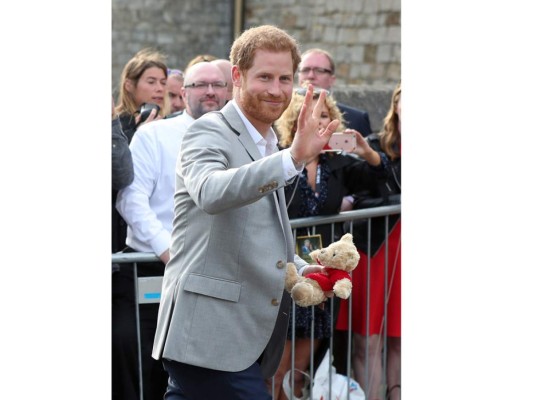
left=346, top=249, right=361, bottom=270
left=341, top=233, right=353, bottom=243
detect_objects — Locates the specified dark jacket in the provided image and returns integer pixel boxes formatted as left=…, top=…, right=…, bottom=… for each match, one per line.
left=118, top=113, right=138, bottom=142
left=112, top=118, right=134, bottom=191
left=112, top=113, right=138, bottom=253
left=285, top=151, right=386, bottom=247
left=337, top=103, right=372, bottom=137
left=351, top=133, right=401, bottom=255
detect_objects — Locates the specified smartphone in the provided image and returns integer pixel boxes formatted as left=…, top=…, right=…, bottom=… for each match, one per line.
left=138, top=103, right=160, bottom=123
left=326, top=133, right=356, bottom=152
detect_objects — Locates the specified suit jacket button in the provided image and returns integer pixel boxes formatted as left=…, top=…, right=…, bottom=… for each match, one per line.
left=271, top=299, right=280, bottom=306
left=276, top=260, right=284, bottom=269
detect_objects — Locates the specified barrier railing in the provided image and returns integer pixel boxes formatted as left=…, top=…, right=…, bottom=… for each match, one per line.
left=112, top=204, right=400, bottom=400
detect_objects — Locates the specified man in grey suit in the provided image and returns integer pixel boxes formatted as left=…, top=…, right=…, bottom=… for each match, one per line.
left=152, top=25, right=339, bottom=399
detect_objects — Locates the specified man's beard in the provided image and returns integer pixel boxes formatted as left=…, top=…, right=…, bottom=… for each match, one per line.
left=240, top=86, right=290, bottom=125
left=190, top=96, right=222, bottom=119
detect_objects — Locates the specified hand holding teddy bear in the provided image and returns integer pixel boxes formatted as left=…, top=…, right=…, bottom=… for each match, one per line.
left=285, top=233, right=360, bottom=307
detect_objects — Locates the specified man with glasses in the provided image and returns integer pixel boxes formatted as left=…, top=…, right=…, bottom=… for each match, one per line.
left=298, top=48, right=372, bottom=137
left=114, top=61, right=227, bottom=400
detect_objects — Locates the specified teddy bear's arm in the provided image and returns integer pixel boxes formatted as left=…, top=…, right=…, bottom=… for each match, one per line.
left=325, top=268, right=352, bottom=285
left=306, top=272, right=335, bottom=292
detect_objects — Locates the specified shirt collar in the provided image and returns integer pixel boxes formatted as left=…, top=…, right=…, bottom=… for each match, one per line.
left=231, top=100, right=278, bottom=150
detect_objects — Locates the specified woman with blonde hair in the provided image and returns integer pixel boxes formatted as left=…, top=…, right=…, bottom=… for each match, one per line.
left=272, top=87, right=389, bottom=400
left=277, top=87, right=345, bottom=147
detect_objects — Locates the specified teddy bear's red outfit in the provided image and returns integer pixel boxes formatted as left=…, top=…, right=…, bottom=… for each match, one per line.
left=306, top=267, right=351, bottom=291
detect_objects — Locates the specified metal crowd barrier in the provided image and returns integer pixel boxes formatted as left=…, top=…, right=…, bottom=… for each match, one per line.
left=111, top=204, right=401, bottom=400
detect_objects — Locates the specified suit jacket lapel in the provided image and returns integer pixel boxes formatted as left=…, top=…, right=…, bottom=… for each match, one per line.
left=221, top=103, right=291, bottom=245
left=220, top=104, right=262, bottom=162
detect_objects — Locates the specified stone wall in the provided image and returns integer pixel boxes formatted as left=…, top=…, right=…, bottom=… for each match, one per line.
left=243, top=0, right=401, bottom=86
left=112, top=0, right=399, bottom=130
left=112, top=0, right=400, bottom=90
left=334, top=84, right=395, bottom=133
left=112, top=0, right=233, bottom=95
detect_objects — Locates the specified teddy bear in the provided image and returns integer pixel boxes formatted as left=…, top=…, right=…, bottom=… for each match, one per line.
left=285, top=233, right=360, bottom=307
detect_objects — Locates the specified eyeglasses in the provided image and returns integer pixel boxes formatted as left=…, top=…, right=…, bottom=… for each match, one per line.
left=183, top=81, right=228, bottom=90
left=295, top=87, right=330, bottom=97
left=298, top=67, right=333, bottom=75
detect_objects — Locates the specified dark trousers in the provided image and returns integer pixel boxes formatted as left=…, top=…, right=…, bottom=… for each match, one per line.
left=330, top=296, right=350, bottom=375
left=162, top=359, right=272, bottom=400
left=112, top=255, right=167, bottom=400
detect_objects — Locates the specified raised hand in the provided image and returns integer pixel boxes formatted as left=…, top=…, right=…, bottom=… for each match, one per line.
left=347, top=129, right=382, bottom=166
left=289, top=84, right=339, bottom=164
left=134, top=108, right=162, bottom=127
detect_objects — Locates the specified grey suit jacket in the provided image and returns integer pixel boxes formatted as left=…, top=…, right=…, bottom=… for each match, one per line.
left=152, top=102, right=307, bottom=378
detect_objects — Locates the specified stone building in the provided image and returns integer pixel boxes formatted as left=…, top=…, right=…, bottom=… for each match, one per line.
left=112, top=0, right=400, bottom=131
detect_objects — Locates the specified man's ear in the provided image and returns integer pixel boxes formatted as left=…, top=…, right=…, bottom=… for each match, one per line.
left=181, top=86, right=187, bottom=101
left=232, top=66, right=242, bottom=88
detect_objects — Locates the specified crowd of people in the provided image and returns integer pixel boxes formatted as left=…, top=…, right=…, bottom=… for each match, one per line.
left=111, top=25, right=401, bottom=400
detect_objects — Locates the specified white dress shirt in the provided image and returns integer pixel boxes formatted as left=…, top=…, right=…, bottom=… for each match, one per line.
left=116, top=112, right=195, bottom=256
left=232, top=100, right=302, bottom=175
